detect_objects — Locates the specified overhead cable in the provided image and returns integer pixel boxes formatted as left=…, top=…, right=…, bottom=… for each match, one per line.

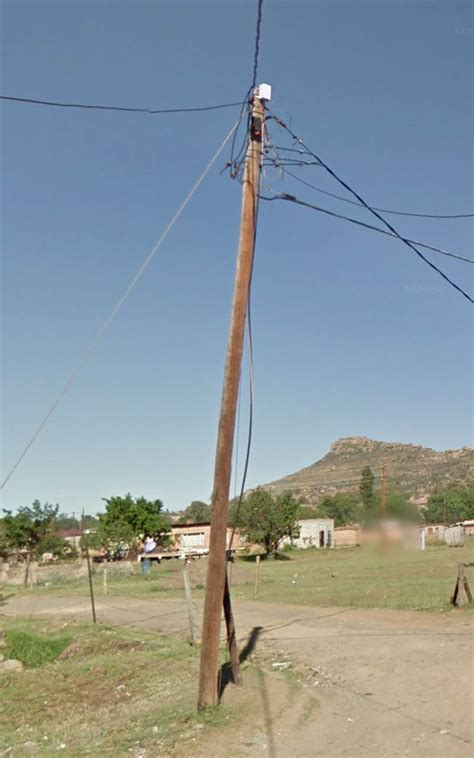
left=282, top=167, right=474, bottom=220
left=269, top=114, right=473, bottom=303
left=0, top=119, right=240, bottom=491
left=264, top=192, right=474, bottom=265
left=251, top=0, right=265, bottom=92
left=0, top=94, right=244, bottom=115
left=226, top=0, right=266, bottom=179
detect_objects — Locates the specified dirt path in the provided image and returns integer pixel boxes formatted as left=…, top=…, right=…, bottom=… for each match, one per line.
left=3, top=594, right=473, bottom=757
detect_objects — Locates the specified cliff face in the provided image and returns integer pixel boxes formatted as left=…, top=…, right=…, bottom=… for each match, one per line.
left=262, top=437, right=474, bottom=502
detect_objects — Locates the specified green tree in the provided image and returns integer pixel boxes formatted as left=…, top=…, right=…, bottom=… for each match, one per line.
left=228, top=497, right=241, bottom=528
left=54, top=514, right=80, bottom=530
left=236, top=489, right=300, bottom=557
left=373, top=490, right=419, bottom=522
left=35, top=534, right=78, bottom=560
left=297, top=505, right=319, bottom=520
left=80, top=514, right=99, bottom=530
left=359, top=467, right=375, bottom=513
left=318, top=492, right=362, bottom=527
left=178, top=500, right=211, bottom=524
left=79, top=531, right=103, bottom=553
left=2, top=500, right=60, bottom=553
left=0, top=518, right=8, bottom=558
left=423, top=487, right=474, bottom=525
left=99, top=494, right=171, bottom=547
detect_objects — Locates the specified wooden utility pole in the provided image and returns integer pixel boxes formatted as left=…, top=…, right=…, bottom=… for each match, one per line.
left=197, top=85, right=268, bottom=709
left=381, top=463, right=387, bottom=518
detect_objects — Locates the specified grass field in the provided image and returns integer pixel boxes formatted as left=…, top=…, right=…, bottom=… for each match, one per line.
left=234, top=543, right=474, bottom=611
left=0, top=618, right=248, bottom=757
left=5, top=543, right=474, bottom=613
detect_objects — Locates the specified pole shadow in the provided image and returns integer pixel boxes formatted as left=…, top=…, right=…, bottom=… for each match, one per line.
left=218, top=625, right=263, bottom=699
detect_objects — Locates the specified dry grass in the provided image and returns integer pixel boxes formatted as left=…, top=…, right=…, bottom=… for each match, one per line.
left=0, top=618, right=243, bottom=757
left=232, top=543, right=474, bottom=611
left=4, top=544, right=474, bottom=613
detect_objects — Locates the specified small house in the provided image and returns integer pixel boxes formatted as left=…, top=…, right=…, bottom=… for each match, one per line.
left=170, top=523, right=245, bottom=553
left=281, top=518, right=334, bottom=549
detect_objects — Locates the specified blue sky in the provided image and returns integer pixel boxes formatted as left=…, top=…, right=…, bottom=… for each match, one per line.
left=1, top=0, right=472, bottom=516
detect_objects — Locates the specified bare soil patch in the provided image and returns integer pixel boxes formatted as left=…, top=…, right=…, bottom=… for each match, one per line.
left=163, top=556, right=254, bottom=591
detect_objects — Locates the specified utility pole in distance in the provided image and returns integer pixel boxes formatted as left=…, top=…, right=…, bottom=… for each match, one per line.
left=197, top=84, right=270, bottom=709
left=381, top=463, right=387, bottom=519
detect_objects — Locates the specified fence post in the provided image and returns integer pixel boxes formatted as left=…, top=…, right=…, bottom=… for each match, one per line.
left=23, top=551, right=31, bottom=588
left=86, top=546, right=97, bottom=624
left=254, top=555, right=261, bottom=600
left=183, top=561, right=199, bottom=646
left=451, top=563, right=473, bottom=607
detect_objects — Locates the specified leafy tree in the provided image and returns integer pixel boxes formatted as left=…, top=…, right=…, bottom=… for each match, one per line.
left=54, top=514, right=80, bottom=530
left=297, top=505, right=319, bottom=520
left=99, top=494, right=171, bottom=547
left=228, top=497, right=241, bottom=528
left=359, top=466, right=375, bottom=512
left=81, top=514, right=99, bottom=530
left=2, top=500, right=60, bottom=553
left=54, top=514, right=99, bottom=531
left=79, top=531, right=103, bottom=553
left=236, top=489, right=300, bottom=557
left=35, top=534, right=78, bottom=560
left=318, top=492, right=362, bottom=527
left=373, top=490, right=419, bottom=522
left=423, top=488, right=474, bottom=524
left=0, top=519, right=8, bottom=558
left=178, top=500, right=211, bottom=524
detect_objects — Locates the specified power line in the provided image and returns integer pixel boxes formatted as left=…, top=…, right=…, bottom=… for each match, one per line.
left=262, top=160, right=320, bottom=167
left=0, top=94, right=244, bottom=115
left=225, top=0, right=266, bottom=180
left=0, top=119, right=240, bottom=492
left=281, top=167, right=474, bottom=220
left=227, top=87, right=253, bottom=178
left=228, top=195, right=259, bottom=553
left=251, top=0, right=265, bottom=92
left=263, top=192, right=474, bottom=265
left=269, top=114, right=474, bottom=304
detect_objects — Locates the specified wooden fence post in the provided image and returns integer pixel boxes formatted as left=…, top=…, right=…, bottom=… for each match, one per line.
left=254, top=555, right=261, bottom=600
left=23, top=551, right=31, bottom=588
left=183, top=561, right=199, bottom=646
left=451, top=563, right=473, bottom=607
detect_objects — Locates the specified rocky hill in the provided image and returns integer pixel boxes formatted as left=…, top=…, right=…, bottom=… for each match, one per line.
left=262, top=437, right=474, bottom=503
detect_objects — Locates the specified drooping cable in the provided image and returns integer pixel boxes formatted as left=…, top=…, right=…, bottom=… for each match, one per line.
left=0, top=120, right=240, bottom=491
left=263, top=192, right=474, bottom=265
left=0, top=94, right=244, bottom=115
left=228, top=174, right=260, bottom=555
left=282, top=167, right=474, bottom=220
left=269, top=114, right=473, bottom=303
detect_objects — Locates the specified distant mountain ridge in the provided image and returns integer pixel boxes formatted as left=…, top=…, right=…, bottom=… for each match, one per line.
left=262, top=437, right=474, bottom=502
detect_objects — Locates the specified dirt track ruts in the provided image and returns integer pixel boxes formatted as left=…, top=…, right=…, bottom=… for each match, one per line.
left=4, top=594, right=473, bottom=757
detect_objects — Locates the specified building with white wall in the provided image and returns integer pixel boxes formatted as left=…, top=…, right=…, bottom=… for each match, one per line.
left=282, top=518, right=335, bottom=549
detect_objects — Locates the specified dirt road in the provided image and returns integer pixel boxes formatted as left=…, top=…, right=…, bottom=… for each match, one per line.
left=4, top=594, right=473, bottom=757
